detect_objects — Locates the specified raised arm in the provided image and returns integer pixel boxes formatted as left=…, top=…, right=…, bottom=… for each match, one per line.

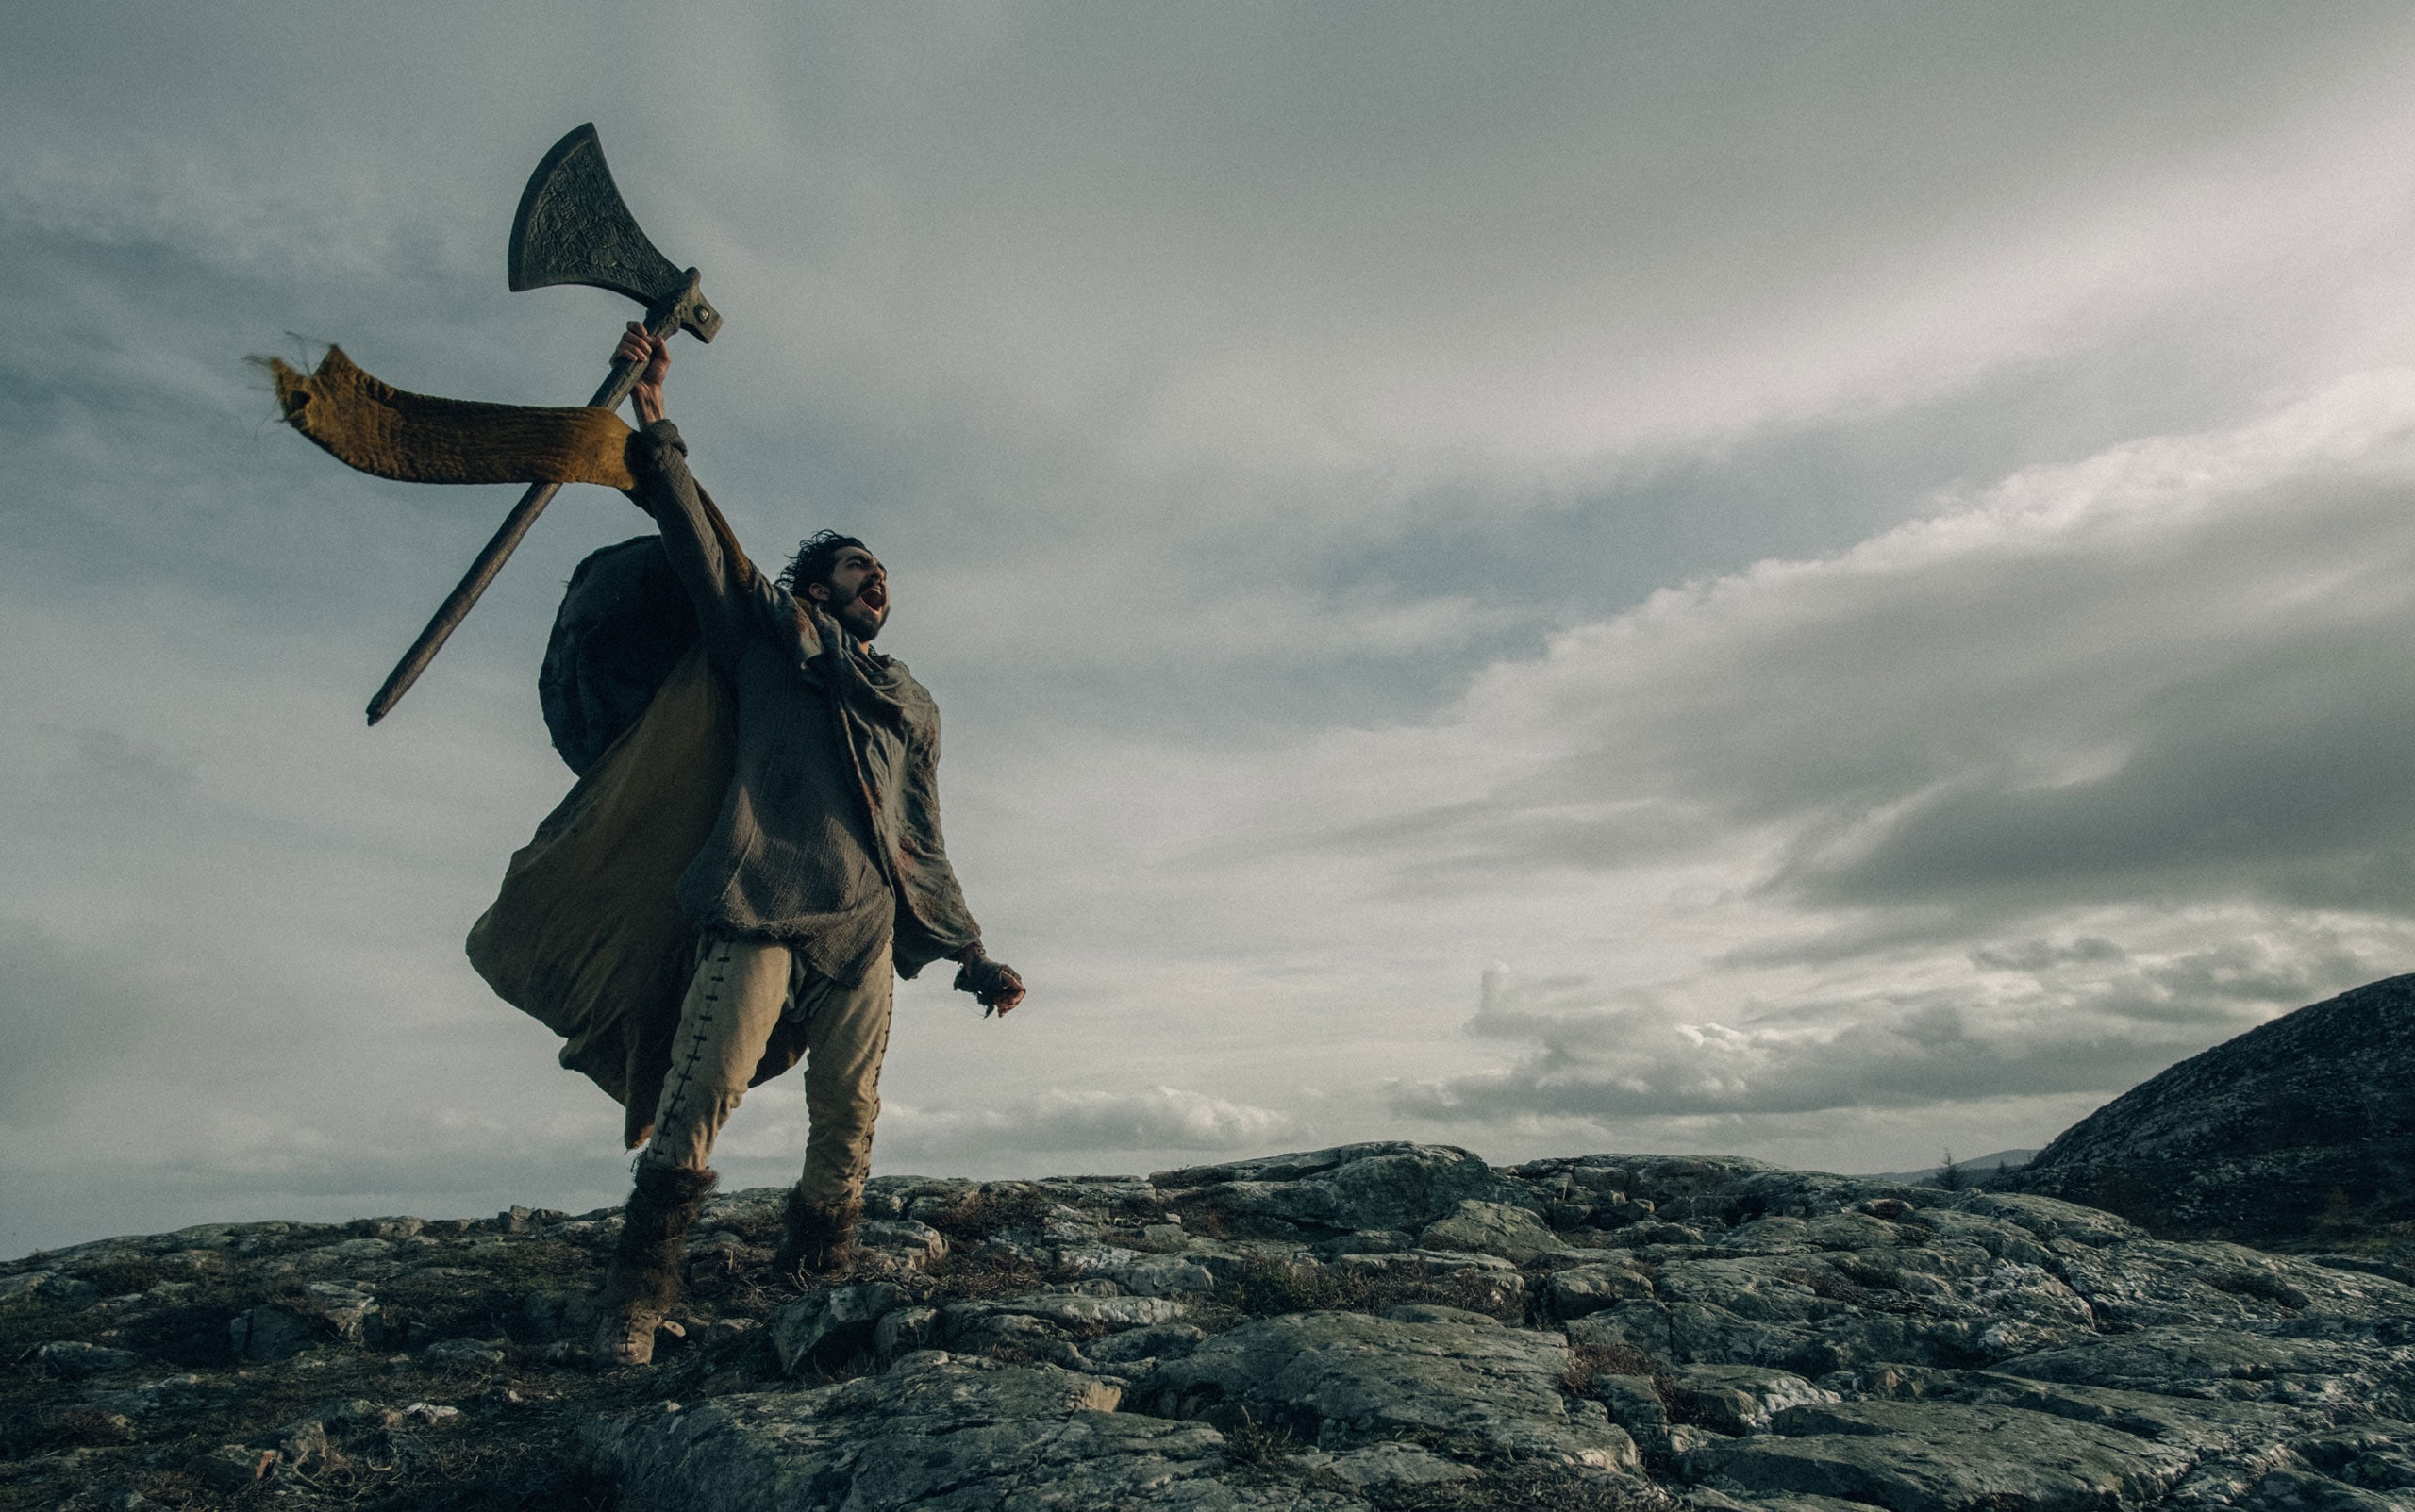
left=615, top=324, right=776, bottom=665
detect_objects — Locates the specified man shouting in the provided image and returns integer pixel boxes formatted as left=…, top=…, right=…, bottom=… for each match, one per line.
left=594, top=322, right=1024, bottom=1366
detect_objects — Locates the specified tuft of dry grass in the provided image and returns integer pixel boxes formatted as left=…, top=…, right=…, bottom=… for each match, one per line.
left=1173, top=1204, right=1235, bottom=1239
left=1364, top=1466, right=1674, bottom=1512
left=912, top=1247, right=1050, bottom=1302
left=1219, top=1409, right=1301, bottom=1467
left=922, top=1186, right=1057, bottom=1243
left=1558, top=1339, right=1657, bottom=1396
left=1205, top=1255, right=1527, bottom=1326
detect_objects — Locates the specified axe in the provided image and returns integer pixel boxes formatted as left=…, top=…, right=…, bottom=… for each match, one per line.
left=363, top=124, right=722, bottom=725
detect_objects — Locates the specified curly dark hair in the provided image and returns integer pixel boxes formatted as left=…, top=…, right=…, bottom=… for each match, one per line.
left=778, top=530, right=871, bottom=598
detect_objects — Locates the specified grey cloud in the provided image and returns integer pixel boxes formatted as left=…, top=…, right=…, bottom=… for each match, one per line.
left=875, top=1087, right=1295, bottom=1163
left=17, top=4, right=2415, bottom=1251
left=1969, top=938, right=2127, bottom=972
left=2119, top=939, right=2372, bottom=1014
left=47, top=729, right=194, bottom=811
left=1320, top=390, right=2415, bottom=941
left=1396, top=921, right=2378, bottom=1130
left=1396, top=1005, right=2186, bottom=1123
left=1793, top=634, right=2415, bottom=915
left=0, top=919, right=161, bottom=1122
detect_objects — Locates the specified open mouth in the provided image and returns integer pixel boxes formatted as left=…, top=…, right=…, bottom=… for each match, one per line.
left=858, top=583, right=888, bottom=615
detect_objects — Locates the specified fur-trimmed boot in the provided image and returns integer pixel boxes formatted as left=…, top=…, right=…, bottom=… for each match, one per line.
left=592, top=1163, right=717, bottom=1367
left=774, top=1188, right=862, bottom=1283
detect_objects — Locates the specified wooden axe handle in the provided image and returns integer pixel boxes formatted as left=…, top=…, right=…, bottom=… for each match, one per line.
left=363, top=282, right=697, bottom=726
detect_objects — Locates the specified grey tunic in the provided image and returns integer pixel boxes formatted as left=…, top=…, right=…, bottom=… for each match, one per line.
left=624, top=419, right=982, bottom=987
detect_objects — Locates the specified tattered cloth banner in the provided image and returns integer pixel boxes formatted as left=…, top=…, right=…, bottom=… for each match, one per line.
left=267, top=345, right=637, bottom=490
left=268, top=343, right=781, bottom=1146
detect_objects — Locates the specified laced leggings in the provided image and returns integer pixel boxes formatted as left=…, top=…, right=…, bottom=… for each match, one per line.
left=636, top=936, right=894, bottom=1205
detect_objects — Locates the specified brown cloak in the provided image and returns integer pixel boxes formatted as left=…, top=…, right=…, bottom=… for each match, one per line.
left=271, top=347, right=818, bottom=1145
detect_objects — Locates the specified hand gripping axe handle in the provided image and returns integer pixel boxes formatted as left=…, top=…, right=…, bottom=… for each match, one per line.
left=365, top=123, right=723, bottom=726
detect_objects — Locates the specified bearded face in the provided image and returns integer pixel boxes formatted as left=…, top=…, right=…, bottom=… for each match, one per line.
left=810, top=545, right=889, bottom=640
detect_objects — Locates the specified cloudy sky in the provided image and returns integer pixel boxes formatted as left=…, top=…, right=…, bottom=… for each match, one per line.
left=11, top=3, right=2415, bottom=1252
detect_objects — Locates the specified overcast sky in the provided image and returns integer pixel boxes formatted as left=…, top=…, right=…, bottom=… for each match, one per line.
left=11, top=3, right=2415, bottom=1253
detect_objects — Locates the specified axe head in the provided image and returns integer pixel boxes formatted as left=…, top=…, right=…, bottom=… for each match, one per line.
left=508, top=124, right=722, bottom=341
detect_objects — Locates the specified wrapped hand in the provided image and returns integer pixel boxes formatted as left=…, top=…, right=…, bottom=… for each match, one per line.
left=953, top=952, right=1025, bottom=1016
left=615, top=321, right=671, bottom=424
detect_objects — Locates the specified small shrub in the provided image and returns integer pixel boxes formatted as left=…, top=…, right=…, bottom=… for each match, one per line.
left=1177, top=1204, right=1235, bottom=1239
left=1208, top=1257, right=1527, bottom=1325
left=1215, top=1257, right=1347, bottom=1317
left=919, top=1247, right=1047, bottom=1301
left=924, top=1186, right=1056, bottom=1243
left=1361, top=1464, right=1674, bottom=1512
left=0, top=1297, right=110, bottom=1359
left=2322, top=1187, right=2359, bottom=1231
left=67, top=1256, right=175, bottom=1297
left=1555, top=1333, right=1652, bottom=1390
left=1221, top=1410, right=1300, bottom=1467
left=1558, top=1339, right=1657, bottom=1396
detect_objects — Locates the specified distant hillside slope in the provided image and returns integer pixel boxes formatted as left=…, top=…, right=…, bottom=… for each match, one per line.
left=1995, top=973, right=2415, bottom=1247
left=1862, top=1150, right=2037, bottom=1187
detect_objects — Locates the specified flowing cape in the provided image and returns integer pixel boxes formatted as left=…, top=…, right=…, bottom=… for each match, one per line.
left=269, top=344, right=807, bottom=1145
left=464, top=644, right=812, bottom=1147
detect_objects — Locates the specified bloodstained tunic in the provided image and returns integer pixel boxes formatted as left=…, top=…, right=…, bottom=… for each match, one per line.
left=625, top=419, right=981, bottom=986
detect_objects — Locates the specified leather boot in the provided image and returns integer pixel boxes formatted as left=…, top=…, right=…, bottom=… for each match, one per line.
left=774, top=1188, right=862, bottom=1282
left=592, top=1163, right=717, bottom=1367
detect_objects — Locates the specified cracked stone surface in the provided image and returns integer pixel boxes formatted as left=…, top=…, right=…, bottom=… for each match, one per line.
left=587, top=1354, right=1374, bottom=1512
left=1136, top=1308, right=1641, bottom=1468
left=8, top=1135, right=2413, bottom=1510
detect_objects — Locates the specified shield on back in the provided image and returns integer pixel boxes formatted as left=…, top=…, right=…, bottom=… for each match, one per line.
left=540, top=536, right=702, bottom=775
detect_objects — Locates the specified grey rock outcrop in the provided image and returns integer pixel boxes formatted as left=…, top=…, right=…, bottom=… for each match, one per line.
left=1996, top=974, right=2415, bottom=1245
left=1691, top=1397, right=2176, bottom=1512
left=6, top=1140, right=2411, bottom=1510
left=1137, top=1308, right=1640, bottom=1467
left=1419, top=1200, right=1579, bottom=1264
left=586, top=1354, right=1367, bottom=1512
left=1150, top=1142, right=1523, bottom=1236
left=772, top=1280, right=901, bottom=1373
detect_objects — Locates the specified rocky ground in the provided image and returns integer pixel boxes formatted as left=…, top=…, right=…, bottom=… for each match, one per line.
left=6, top=1142, right=2413, bottom=1511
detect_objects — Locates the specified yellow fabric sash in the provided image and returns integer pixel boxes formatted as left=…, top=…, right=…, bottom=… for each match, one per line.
left=267, top=346, right=636, bottom=490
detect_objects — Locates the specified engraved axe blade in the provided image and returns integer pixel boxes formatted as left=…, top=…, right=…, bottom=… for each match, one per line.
left=508, top=124, right=722, bottom=341
left=365, top=124, right=721, bottom=726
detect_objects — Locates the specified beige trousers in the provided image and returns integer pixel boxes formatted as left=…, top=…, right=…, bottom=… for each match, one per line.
left=637, top=936, right=894, bottom=1205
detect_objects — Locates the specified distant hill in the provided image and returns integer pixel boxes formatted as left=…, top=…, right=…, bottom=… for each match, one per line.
left=1993, top=973, right=2415, bottom=1248
left=1860, top=1149, right=2037, bottom=1188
